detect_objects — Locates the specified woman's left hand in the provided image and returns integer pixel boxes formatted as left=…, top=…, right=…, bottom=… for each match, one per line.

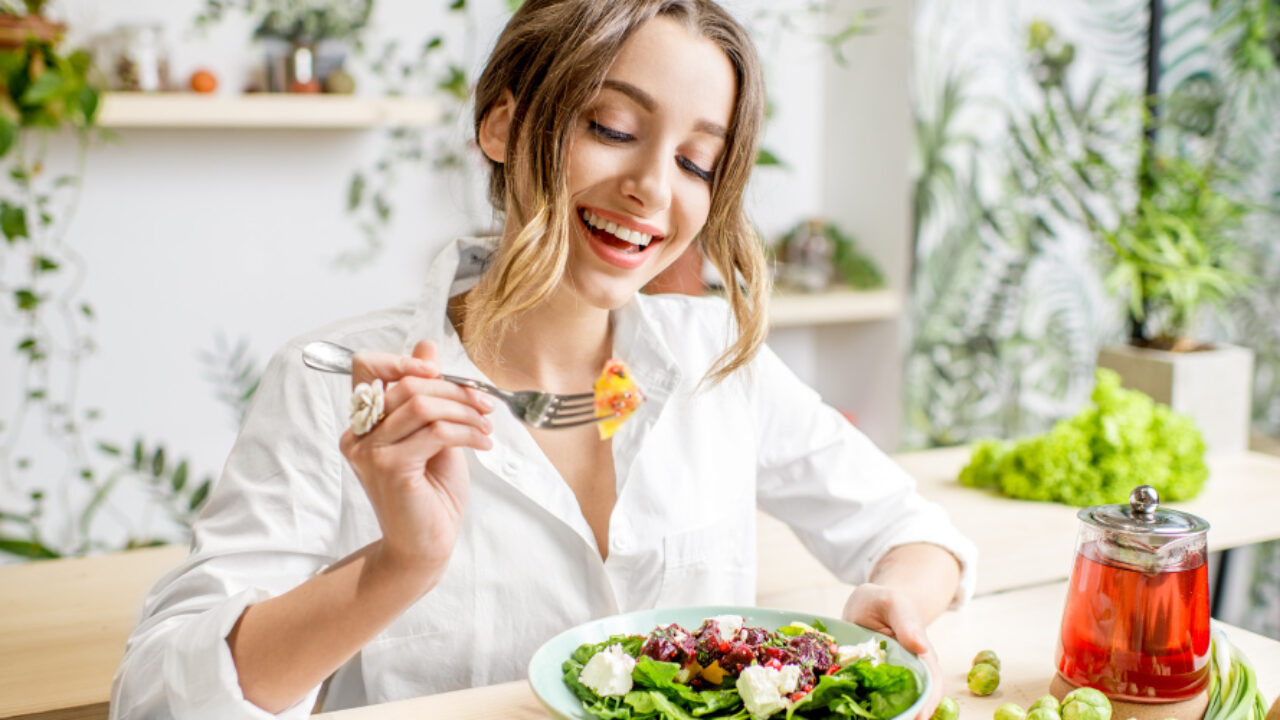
left=842, top=583, right=943, bottom=720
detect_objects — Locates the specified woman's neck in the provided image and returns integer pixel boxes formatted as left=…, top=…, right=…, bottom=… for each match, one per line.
left=455, top=283, right=614, bottom=394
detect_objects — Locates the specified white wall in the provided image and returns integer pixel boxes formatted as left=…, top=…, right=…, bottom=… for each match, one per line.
left=0, top=0, right=904, bottom=551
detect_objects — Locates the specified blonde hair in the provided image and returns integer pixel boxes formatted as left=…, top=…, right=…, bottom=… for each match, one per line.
left=467, top=0, right=768, bottom=385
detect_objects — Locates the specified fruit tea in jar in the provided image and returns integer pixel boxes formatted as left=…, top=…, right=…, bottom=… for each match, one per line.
left=1055, top=485, right=1211, bottom=701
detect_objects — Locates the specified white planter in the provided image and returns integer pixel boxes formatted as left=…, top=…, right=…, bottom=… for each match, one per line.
left=1097, top=343, right=1254, bottom=454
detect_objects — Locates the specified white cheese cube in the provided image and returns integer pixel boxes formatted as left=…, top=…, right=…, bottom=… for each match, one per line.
left=738, top=663, right=804, bottom=719
left=709, top=614, right=745, bottom=643
left=578, top=644, right=636, bottom=697
left=836, top=638, right=886, bottom=667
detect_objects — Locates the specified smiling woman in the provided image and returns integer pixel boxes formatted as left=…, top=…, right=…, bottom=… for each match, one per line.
left=109, top=2, right=975, bottom=719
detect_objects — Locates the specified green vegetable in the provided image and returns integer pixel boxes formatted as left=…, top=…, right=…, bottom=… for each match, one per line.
left=931, top=696, right=960, bottom=720
left=787, top=659, right=920, bottom=719
left=1061, top=687, right=1112, bottom=720
left=996, top=703, right=1027, bottom=720
left=1205, top=634, right=1269, bottom=720
left=1029, top=709, right=1061, bottom=720
left=967, top=662, right=999, bottom=696
left=958, top=369, right=1207, bottom=506
left=972, top=649, right=1001, bottom=671
left=1029, top=695, right=1060, bottom=713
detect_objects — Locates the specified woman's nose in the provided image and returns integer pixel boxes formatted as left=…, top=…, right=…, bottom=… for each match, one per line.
left=620, top=143, right=672, bottom=212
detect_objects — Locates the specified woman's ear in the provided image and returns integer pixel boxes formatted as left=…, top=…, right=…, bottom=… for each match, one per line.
left=478, top=89, right=516, bottom=164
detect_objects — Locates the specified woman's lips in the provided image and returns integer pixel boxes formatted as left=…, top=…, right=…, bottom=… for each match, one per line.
left=578, top=209, right=663, bottom=270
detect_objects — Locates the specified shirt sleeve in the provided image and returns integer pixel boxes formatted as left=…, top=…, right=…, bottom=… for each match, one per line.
left=750, top=344, right=978, bottom=607
left=110, top=341, right=347, bottom=719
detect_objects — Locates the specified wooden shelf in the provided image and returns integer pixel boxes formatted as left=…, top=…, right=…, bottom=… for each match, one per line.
left=768, top=288, right=902, bottom=328
left=97, top=92, right=442, bottom=129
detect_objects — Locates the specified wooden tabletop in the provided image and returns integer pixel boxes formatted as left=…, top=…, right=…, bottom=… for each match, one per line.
left=758, top=447, right=1280, bottom=602
left=0, top=543, right=187, bottom=720
left=313, top=580, right=1280, bottom=718
left=4, top=447, right=1280, bottom=720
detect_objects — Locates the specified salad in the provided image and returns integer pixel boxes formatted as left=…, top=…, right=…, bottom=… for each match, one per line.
left=562, top=614, right=921, bottom=720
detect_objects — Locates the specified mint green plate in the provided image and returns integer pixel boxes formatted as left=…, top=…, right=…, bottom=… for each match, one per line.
left=527, top=605, right=933, bottom=720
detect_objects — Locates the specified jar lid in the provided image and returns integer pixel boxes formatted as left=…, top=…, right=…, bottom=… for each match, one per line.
left=1077, top=485, right=1209, bottom=537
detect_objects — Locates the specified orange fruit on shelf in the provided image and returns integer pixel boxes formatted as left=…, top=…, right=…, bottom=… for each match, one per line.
left=189, top=69, right=218, bottom=94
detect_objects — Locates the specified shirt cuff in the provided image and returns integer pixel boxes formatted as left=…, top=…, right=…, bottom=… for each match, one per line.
left=163, top=588, right=323, bottom=719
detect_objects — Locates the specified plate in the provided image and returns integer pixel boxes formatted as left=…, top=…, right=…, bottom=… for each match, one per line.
left=527, top=605, right=933, bottom=720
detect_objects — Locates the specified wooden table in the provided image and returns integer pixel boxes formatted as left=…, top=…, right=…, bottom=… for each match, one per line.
left=313, top=580, right=1280, bottom=718
left=758, top=448, right=1280, bottom=602
left=5, top=447, right=1280, bottom=720
left=0, top=544, right=187, bottom=720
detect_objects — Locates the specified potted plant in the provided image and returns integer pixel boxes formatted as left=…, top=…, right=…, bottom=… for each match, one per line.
left=0, top=1, right=61, bottom=50
left=1096, top=152, right=1255, bottom=454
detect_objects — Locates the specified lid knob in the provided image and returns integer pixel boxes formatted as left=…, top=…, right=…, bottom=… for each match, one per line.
left=1130, top=485, right=1160, bottom=522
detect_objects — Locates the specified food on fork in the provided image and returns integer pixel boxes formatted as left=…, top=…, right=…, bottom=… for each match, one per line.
left=593, top=358, right=644, bottom=440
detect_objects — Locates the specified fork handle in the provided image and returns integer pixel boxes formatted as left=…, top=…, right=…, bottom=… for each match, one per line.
left=302, top=342, right=504, bottom=398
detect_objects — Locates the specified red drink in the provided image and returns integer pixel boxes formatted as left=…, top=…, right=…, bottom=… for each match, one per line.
left=1055, top=542, right=1210, bottom=701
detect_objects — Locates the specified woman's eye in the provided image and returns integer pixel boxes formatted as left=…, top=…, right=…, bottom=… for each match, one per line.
left=589, top=120, right=634, bottom=143
left=678, top=156, right=712, bottom=183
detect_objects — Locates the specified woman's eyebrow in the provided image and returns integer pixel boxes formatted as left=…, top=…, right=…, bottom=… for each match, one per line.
left=601, top=78, right=727, bottom=138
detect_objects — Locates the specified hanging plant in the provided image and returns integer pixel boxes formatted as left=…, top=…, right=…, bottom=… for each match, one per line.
left=0, top=4, right=216, bottom=560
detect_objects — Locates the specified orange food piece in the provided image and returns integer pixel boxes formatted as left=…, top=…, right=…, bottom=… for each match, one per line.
left=593, top=358, right=643, bottom=440
left=190, top=69, right=218, bottom=94
left=700, top=660, right=727, bottom=685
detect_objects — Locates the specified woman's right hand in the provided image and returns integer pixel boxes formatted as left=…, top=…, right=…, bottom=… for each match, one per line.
left=338, top=339, right=495, bottom=591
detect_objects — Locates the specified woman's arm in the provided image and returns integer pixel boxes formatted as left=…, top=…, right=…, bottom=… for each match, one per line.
left=228, top=340, right=493, bottom=713
left=228, top=541, right=441, bottom=714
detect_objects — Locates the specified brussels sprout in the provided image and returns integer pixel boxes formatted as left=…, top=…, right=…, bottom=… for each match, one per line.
left=967, top=662, right=1000, bottom=695
left=930, top=696, right=959, bottom=720
left=972, top=649, right=1001, bottom=671
left=995, top=703, right=1027, bottom=720
left=1029, top=709, right=1061, bottom=720
left=1029, top=695, right=1060, bottom=713
left=1061, top=687, right=1112, bottom=720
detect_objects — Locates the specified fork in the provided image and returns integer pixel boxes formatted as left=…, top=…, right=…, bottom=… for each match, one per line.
left=301, top=341, right=605, bottom=429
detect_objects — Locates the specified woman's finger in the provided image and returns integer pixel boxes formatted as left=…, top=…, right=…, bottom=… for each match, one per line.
left=365, top=393, right=493, bottom=444
left=383, top=376, right=496, bottom=417
left=351, top=342, right=440, bottom=387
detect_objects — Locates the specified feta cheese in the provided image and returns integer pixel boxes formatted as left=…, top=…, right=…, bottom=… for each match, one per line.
left=578, top=644, right=636, bottom=697
left=837, top=638, right=886, bottom=667
left=708, top=614, right=745, bottom=643
left=738, top=664, right=803, bottom=719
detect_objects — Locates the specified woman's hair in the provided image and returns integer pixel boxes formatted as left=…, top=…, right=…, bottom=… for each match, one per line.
left=466, top=0, right=768, bottom=385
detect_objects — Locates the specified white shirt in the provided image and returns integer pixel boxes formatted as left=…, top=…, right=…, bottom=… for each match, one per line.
left=109, top=237, right=977, bottom=719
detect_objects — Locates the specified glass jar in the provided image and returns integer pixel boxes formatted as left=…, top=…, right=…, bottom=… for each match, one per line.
left=114, top=24, right=170, bottom=92
left=1055, top=485, right=1211, bottom=701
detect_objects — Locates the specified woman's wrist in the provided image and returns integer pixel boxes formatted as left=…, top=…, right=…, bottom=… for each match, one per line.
left=367, top=540, right=446, bottom=599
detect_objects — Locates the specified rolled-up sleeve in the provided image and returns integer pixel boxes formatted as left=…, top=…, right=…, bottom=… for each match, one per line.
left=110, top=342, right=347, bottom=719
left=750, top=344, right=978, bottom=607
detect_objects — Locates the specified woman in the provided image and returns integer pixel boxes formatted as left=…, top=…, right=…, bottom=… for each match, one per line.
left=111, top=1, right=976, bottom=718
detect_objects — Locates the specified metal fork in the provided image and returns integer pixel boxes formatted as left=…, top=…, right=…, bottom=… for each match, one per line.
left=301, top=341, right=605, bottom=429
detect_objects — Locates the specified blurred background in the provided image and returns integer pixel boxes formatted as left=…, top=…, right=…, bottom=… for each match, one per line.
left=0, top=0, right=1276, bottom=638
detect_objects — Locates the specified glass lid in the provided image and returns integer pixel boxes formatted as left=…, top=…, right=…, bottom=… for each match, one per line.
left=1078, top=485, right=1210, bottom=537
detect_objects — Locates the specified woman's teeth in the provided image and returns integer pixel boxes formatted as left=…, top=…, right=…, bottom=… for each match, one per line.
left=582, top=209, right=653, bottom=250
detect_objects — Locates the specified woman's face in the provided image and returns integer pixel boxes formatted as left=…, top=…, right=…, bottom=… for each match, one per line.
left=563, top=15, right=737, bottom=310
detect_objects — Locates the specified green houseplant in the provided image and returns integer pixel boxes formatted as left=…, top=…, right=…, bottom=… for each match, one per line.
left=0, top=4, right=214, bottom=560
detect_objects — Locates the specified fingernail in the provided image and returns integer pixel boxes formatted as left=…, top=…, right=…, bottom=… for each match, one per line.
left=477, top=394, right=496, bottom=412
